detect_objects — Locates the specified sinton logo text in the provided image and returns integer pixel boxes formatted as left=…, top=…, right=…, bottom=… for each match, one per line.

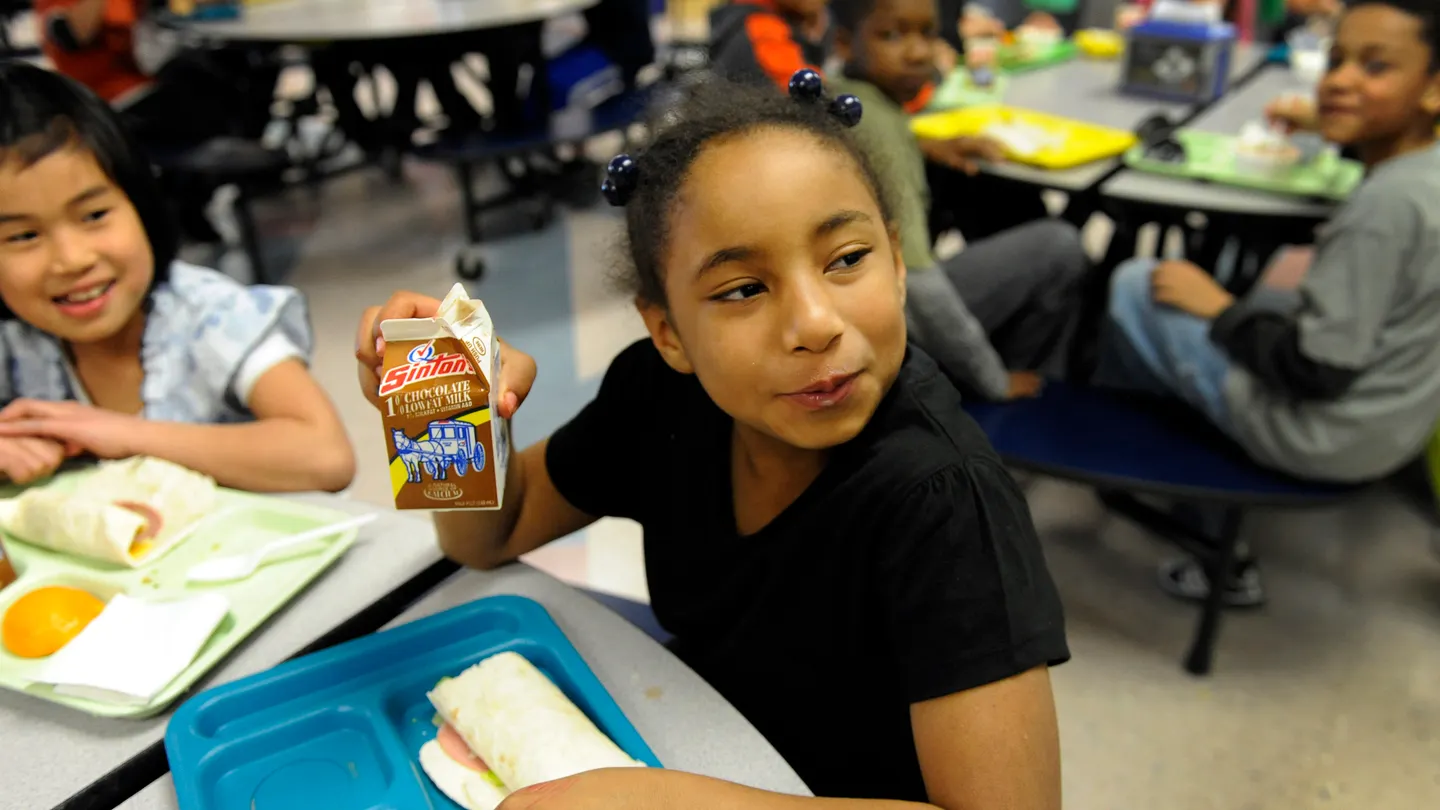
left=379, top=341, right=473, bottom=397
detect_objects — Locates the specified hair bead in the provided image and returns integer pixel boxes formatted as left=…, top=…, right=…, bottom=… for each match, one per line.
left=601, top=153, right=639, bottom=207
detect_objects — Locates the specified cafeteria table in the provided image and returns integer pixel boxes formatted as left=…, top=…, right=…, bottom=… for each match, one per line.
left=1100, top=64, right=1338, bottom=219
left=116, top=563, right=813, bottom=809
left=979, top=43, right=1268, bottom=192
left=0, top=496, right=447, bottom=810
left=175, top=0, right=598, bottom=42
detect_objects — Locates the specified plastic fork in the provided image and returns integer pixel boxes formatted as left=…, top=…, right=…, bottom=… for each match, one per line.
left=185, top=514, right=377, bottom=584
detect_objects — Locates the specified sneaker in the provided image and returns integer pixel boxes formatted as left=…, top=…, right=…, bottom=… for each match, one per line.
left=1157, top=557, right=1267, bottom=608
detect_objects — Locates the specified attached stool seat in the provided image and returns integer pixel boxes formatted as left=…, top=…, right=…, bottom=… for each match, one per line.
left=965, top=380, right=1360, bottom=675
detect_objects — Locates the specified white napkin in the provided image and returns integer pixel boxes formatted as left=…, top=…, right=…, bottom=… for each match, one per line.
left=33, top=593, right=230, bottom=705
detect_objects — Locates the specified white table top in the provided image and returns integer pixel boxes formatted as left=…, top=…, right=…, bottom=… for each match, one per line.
left=177, top=0, right=599, bottom=42
left=117, top=564, right=812, bottom=809
left=983, top=44, right=1266, bottom=192
left=1101, top=65, right=1338, bottom=217
left=0, top=495, right=443, bottom=810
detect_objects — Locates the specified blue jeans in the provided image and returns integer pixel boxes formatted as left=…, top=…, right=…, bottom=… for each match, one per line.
left=1092, top=258, right=1236, bottom=435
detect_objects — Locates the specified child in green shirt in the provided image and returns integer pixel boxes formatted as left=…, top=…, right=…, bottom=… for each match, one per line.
left=831, top=0, right=1089, bottom=400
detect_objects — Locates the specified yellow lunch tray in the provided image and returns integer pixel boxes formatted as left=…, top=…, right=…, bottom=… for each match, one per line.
left=910, top=105, right=1139, bottom=170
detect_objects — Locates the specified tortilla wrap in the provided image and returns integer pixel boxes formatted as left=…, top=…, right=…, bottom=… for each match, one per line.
left=418, top=738, right=511, bottom=810
left=0, top=457, right=217, bottom=567
left=427, top=651, right=645, bottom=791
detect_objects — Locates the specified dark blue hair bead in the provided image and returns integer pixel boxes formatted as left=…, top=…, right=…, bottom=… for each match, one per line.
left=601, top=153, right=638, bottom=207
left=788, top=68, right=824, bottom=101
left=828, top=94, right=863, bottom=127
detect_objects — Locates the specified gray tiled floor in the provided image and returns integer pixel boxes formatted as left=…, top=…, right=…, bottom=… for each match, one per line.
left=261, top=158, right=1440, bottom=810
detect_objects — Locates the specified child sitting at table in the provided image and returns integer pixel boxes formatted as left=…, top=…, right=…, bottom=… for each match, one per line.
left=356, top=71, right=1068, bottom=808
left=830, top=0, right=1089, bottom=400
left=1095, top=0, right=1440, bottom=604
left=0, top=63, right=354, bottom=491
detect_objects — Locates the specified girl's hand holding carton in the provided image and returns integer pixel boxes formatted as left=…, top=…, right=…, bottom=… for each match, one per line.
left=355, top=292, right=536, bottom=422
left=356, top=287, right=534, bottom=511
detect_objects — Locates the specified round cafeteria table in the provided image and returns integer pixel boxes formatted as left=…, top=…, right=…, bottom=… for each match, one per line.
left=116, top=563, right=813, bottom=809
left=979, top=44, right=1266, bottom=193
left=174, top=0, right=598, bottom=42
left=1100, top=64, right=1338, bottom=219
left=0, top=495, right=448, bottom=810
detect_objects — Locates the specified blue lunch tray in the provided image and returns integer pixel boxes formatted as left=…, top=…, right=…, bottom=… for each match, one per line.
left=166, top=595, right=663, bottom=810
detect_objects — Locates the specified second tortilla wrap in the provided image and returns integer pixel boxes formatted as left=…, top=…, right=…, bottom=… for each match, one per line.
left=0, top=491, right=150, bottom=566
left=427, top=651, right=645, bottom=790
left=0, top=457, right=217, bottom=567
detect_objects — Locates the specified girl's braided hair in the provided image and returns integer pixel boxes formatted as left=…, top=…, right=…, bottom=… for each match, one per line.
left=606, top=70, right=895, bottom=307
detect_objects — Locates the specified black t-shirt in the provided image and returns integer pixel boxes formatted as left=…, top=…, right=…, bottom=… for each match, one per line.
left=546, top=340, right=1069, bottom=801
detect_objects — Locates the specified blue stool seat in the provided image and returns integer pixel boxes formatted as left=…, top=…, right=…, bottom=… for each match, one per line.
left=964, top=380, right=1355, bottom=506
left=964, top=380, right=1360, bottom=675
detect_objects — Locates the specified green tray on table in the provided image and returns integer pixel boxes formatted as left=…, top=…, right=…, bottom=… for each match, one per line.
left=998, top=40, right=1079, bottom=73
left=927, top=68, right=1010, bottom=111
left=0, top=469, right=358, bottom=718
left=1124, top=129, right=1364, bottom=201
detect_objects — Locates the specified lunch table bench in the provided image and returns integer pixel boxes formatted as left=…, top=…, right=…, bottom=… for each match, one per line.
left=964, top=380, right=1361, bottom=675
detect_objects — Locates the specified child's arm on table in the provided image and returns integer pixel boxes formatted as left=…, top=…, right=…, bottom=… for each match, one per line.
left=496, top=683, right=1060, bottom=810
left=919, top=136, right=1005, bottom=176
left=492, top=634, right=1059, bottom=810
left=0, top=360, right=355, bottom=492
left=354, top=292, right=594, bottom=570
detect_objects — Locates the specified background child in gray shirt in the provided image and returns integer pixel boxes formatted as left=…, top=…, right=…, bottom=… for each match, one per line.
left=1095, top=0, right=1440, bottom=601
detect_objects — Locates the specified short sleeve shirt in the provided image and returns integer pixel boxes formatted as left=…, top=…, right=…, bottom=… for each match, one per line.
left=546, top=340, right=1069, bottom=801
left=0, top=262, right=312, bottom=421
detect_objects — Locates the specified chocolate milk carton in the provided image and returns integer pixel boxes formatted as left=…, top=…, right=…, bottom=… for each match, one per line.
left=379, top=284, right=509, bottom=510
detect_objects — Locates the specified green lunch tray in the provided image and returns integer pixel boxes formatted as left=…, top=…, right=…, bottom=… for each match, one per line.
left=998, top=40, right=1079, bottom=73
left=0, top=470, right=358, bottom=719
left=928, top=68, right=1010, bottom=111
left=1125, top=129, right=1364, bottom=201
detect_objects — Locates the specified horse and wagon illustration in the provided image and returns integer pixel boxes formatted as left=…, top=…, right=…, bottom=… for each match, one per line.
left=392, top=419, right=487, bottom=483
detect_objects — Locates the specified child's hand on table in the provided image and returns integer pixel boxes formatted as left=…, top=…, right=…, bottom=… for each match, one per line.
left=0, top=435, right=71, bottom=484
left=355, top=291, right=538, bottom=419
left=921, top=135, right=1006, bottom=175
left=1151, top=260, right=1235, bottom=319
left=1265, top=94, right=1320, bottom=134
left=0, top=400, right=134, bottom=462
